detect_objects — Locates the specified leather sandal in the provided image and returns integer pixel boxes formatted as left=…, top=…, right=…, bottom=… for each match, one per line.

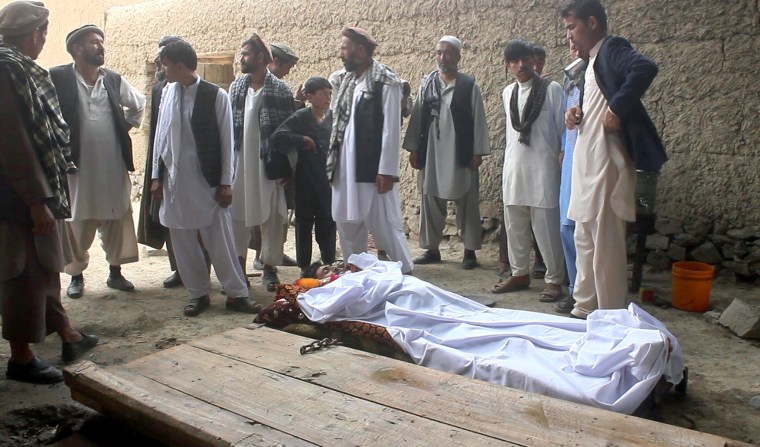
left=539, top=283, right=563, bottom=302
left=183, top=295, right=210, bottom=317
left=225, top=297, right=263, bottom=314
left=491, top=275, right=530, bottom=294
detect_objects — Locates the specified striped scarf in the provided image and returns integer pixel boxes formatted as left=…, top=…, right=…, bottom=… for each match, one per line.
left=0, top=44, right=76, bottom=218
left=230, top=70, right=294, bottom=158
left=327, top=60, right=401, bottom=179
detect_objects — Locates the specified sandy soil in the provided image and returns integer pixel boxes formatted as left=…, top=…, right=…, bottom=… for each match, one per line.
left=1, top=212, right=759, bottom=445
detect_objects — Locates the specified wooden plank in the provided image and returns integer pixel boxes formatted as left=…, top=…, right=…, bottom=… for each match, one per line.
left=64, top=361, right=312, bottom=447
left=122, top=344, right=517, bottom=447
left=187, top=327, right=738, bottom=447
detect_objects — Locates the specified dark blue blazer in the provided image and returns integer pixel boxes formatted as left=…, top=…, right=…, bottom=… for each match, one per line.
left=588, top=35, right=667, bottom=172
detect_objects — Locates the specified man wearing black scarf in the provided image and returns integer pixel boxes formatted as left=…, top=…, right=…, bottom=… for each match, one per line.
left=492, top=40, right=566, bottom=305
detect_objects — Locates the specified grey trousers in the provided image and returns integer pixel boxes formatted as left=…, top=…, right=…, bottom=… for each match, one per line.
left=419, top=178, right=482, bottom=251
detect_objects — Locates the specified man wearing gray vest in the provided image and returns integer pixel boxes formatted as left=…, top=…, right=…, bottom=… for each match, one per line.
left=403, top=36, right=490, bottom=269
left=50, top=25, right=145, bottom=299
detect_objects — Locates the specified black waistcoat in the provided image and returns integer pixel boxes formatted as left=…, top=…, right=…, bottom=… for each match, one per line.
left=417, top=73, right=475, bottom=168
left=50, top=64, right=134, bottom=171
left=191, top=80, right=223, bottom=188
left=353, top=81, right=385, bottom=183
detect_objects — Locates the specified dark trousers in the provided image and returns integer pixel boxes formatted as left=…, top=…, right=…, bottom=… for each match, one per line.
left=295, top=187, right=336, bottom=268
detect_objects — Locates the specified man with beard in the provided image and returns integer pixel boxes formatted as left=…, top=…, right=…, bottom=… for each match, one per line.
left=403, top=35, right=489, bottom=269
left=228, top=34, right=295, bottom=291
left=1, top=1, right=98, bottom=383
left=561, top=0, right=665, bottom=318
left=136, top=35, right=192, bottom=289
left=151, top=40, right=262, bottom=317
left=329, top=27, right=413, bottom=273
left=492, top=39, right=565, bottom=303
left=50, top=25, right=145, bottom=299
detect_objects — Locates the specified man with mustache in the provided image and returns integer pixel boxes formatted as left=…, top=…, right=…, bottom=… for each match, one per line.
left=328, top=27, right=413, bottom=273
left=403, top=35, right=490, bottom=270
left=228, top=34, right=295, bottom=292
left=50, top=25, right=145, bottom=299
left=492, top=39, right=565, bottom=303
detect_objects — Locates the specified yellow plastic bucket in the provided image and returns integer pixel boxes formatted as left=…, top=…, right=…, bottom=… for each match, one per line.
left=671, top=261, right=715, bottom=312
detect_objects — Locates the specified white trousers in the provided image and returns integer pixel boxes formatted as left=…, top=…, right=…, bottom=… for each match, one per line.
left=232, top=211, right=286, bottom=267
left=171, top=208, right=248, bottom=300
left=419, top=176, right=482, bottom=251
left=504, top=205, right=564, bottom=285
left=571, top=203, right=628, bottom=318
left=336, top=189, right=413, bottom=274
left=64, top=209, right=139, bottom=276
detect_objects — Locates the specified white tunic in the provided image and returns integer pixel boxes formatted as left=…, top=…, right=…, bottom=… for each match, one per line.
left=403, top=75, right=490, bottom=200
left=568, top=40, right=636, bottom=223
left=152, top=77, right=234, bottom=230
left=332, top=72, right=402, bottom=223
left=502, top=78, right=564, bottom=208
left=68, top=65, right=145, bottom=221
left=230, top=88, right=286, bottom=226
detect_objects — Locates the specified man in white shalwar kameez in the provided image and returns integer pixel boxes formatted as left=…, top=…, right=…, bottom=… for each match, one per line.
left=403, top=36, right=490, bottom=270
left=50, top=25, right=145, bottom=299
left=328, top=27, right=413, bottom=274
left=562, top=0, right=666, bottom=319
left=228, top=34, right=295, bottom=292
left=493, top=40, right=565, bottom=302
left=151, top=40, right=262, bottom=317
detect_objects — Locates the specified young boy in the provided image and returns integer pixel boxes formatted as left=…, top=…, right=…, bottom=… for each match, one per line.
left=272, top=77, right=336, bottom=277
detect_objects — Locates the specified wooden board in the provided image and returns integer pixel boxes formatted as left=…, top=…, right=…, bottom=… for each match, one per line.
left=65, top=326, right=752, bottom=447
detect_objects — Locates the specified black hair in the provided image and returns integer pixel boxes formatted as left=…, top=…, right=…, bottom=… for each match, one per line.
left=303, top=77, right=332, bottom=95
left=503, top=39, right=534, bottom=62
left=532, top=44, right=546, bottom=58
left=305, top=262, right=324, bottom=279
left=560, top=0, right=609, bottom=33
left=160, top=40, right=197, bottom=71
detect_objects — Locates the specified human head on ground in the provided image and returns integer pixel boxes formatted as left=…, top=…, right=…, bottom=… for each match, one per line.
left=155, top=35, right=183, bottom=81
left=305, top=262, right=341, bottom=280
left=239, top=33, right=272, bottom=75
left=268, top=42, right=298, bottom=78
left=560, top=0, right=608, bottom=55
left=0, top=0, right=49, bottom=60
left=436, top=35, right=461, bottom=75
left=504, top=39, right=536, bottom=83
left=303, top=76, right=331, bottom=111
left=532, top=44, right=546, bottom=75
left=66, top=24, right=104, bottom=67
left=340, top=27, right=376, bottom=73
left=159, top=40, right=197, bottom=85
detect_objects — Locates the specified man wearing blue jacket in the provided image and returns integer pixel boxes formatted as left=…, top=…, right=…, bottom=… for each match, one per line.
left=561, top=0, right=666, bottom=319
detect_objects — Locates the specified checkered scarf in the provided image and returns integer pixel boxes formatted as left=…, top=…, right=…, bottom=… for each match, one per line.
left=230, top=70, right=294, bottom=158
left=0, top=44, right=75, bottom=218
left=509, top=73, right=550, bottom=147
left=328, top=60, right=401, bottom=179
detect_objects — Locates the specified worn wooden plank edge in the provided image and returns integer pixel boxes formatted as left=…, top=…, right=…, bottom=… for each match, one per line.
left=191, top=326, right=748, bottom=447
left=64, top=360, right=315, bottom=447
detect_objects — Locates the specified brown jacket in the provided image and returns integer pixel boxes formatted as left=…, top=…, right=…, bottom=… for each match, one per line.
left=0, top=69, right=66, bottom=279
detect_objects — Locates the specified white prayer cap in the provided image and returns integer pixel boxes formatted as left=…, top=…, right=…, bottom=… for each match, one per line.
left=438, top=35, right=462, bottom=52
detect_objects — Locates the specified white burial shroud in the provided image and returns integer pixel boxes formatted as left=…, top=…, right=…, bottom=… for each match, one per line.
left=297, top=253, right=685, bottom=414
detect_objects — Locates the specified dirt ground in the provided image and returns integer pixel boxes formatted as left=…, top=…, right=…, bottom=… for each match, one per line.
left=1, top=210, right=759, bottom=446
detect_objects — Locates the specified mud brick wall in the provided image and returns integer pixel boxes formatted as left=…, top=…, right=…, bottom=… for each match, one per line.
left=27, top=0, right=759, bottom=273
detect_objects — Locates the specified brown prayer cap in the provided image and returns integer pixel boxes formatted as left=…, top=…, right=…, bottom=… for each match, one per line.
left=0, top=1, right=48, bottom=38
left=243, top=33, right=273, bottom=64
left=65, top=24, right=104, bottom=53
left=342, top=27, right=377, bottom=51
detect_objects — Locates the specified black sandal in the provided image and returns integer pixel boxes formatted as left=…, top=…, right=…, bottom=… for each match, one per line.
left=183, top=295, right=210, bottom=317
left=225, top=297, right=263, bottom=314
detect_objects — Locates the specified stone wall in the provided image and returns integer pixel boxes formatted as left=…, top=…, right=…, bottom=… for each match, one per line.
left=11, top=0, right=758, bottom=275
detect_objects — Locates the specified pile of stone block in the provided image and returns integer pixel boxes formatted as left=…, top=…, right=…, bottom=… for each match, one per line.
left=640, top=216, right=760, bottom=283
